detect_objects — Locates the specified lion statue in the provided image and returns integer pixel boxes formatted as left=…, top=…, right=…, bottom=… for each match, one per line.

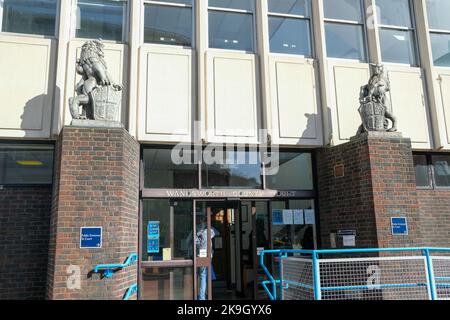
left=357, top=64, right=397, bottom=134
left=69, top=39, right=122, bottom=120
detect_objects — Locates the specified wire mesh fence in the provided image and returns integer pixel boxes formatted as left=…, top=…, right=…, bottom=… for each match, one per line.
left=431, top=257, right=450, bottom=300
left=318, top=257, right=430, bottom=300
left=260, top=247, right=450, bottom=300
left=281, top=257, right=314, bottom=300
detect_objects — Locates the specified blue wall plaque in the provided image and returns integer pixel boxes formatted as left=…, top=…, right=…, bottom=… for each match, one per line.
left=80, top=227, right=102, bottom=248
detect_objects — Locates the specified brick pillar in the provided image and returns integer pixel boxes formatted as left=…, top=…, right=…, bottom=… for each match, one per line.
left=46, top=126, right=139, bottom=300
left=316, top=132, right=422, bottom=249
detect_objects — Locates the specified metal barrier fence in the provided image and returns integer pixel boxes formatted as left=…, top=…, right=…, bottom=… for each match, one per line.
left=260, top=247, right=450, bottom=300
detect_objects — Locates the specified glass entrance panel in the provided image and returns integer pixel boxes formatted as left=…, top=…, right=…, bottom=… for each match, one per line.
left=270, top=199, right=316, bottom=280
left=140, top=199, right=194, bottom=300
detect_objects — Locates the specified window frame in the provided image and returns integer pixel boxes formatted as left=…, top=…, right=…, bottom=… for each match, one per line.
left=0, top=0, right=60, bottom=39
left=141, top=0, right=195, bottom=49
left=426, top=0, right=450, bottom=68
left=0, top=141, right=55, bottom=188
left=72, top=0, right=130, bottom=43
left=266, top=0, right=314, bottom=58
left=207, top=0, right=257, bottom=53
left=375, top=0, right=420, bottom=67
left=322, top=0, right=369, bottom=63
left=413, top=152, right=450, bottom=190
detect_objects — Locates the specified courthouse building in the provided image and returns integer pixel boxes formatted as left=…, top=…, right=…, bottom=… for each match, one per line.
left=1, top=0, right=450, bottom=300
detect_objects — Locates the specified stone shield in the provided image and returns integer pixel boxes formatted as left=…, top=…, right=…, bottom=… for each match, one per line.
left=358, top=101, right=386, bottom=131
left=91, top=86, right=121, bottom=121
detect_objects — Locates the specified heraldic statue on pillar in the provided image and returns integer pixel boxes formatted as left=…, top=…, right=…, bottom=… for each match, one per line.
left=69, top=39, right=123, bottom=126
left=357, top=64, right=397, bottom=134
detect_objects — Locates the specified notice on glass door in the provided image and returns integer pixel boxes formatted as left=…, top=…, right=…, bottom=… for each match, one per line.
left=282, top=210, right=293, bottom=225
left=293, top=210, right=304, bottom=225
left=304, top=210, right=316, bottom=225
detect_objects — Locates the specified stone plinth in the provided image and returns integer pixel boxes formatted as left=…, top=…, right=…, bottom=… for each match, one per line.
left=46, top=126, right=139, bottom=300
left=317, top=132, right=422, bottom=249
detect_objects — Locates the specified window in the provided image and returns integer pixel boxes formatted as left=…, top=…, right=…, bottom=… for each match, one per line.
left=431, top=155, right=450, bottom=187
left=0, top=0, right=57, bottom=37
left=412, top=153, right=450, bottom=188
left=265, top=151, right=313, bottom=190
left=144, top=0, right=193, bottom=47
left=0, top=144, right=54, bottom=186
left=208, top=0, right=255, bottom=51
left=76, top=0, right=127, bottom=42
left=267, top=0, right=312, bottom=56
left=323, top=0, right=367, bottom=61
left=413, top=154, right=431, bottom=188
left=201, top=149, right=262, bottom=189
left=426, top=0, right=450, bottom=67
left=376, top=0, right=418, bottom=65
left=143, top=147, right=198, bottom=189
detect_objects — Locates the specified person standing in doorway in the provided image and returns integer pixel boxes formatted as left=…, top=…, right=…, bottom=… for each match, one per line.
left=194, top=214, right=219, bottom=300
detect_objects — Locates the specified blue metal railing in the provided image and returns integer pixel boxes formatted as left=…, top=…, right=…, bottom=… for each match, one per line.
left=123, top=284, right=138, bottom=300
left=93, top=253, right=138, bottom=278
left=260, top=247, right=450, bottom=300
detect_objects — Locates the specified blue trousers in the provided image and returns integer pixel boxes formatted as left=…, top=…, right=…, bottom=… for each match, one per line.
left=198, top=267, right=208, bottom=300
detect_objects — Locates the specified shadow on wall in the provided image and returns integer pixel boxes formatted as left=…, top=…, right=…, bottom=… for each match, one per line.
left=19, top=86, right=60, bottom=137
left=299, top=107, right=333, bottom=145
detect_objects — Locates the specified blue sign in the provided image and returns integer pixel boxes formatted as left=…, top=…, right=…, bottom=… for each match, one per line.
left=80, top=227, right=102, bottom=248
left=391, top=217, right=408, bottom=236
left=147, top=221, right=160, bottom=253
left=272, top=210, right=283, bottom=225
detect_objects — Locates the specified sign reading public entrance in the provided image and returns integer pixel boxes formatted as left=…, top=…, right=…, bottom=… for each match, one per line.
left=80, top=227, right=102, bottom=248
left=391, top=217, right=408, bottom=236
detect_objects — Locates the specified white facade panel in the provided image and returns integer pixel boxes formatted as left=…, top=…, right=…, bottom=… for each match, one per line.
left=138, top=46, right=193, bottom=142
left=387, top=67, right=432, bottom=148
left=206, top=52, right=259, bottom=143
left=269, top=56, right=322, bottom=146
left=329, top=62, right=370, bottom=144
left=0, top=36, right=56, bottom=138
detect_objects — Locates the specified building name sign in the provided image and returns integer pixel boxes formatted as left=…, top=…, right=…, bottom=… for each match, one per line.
left=163, top=189, right=305, bottom=199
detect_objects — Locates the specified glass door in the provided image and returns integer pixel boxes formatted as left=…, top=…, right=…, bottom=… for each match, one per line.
left=139, top=199, right=194, bottom=300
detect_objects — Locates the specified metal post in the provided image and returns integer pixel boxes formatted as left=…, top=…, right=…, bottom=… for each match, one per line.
left=424, top=249, right=437, bottom=300
left=313, top=251, right=321, bottom=300
left=279, top=251, right=283, bottom=300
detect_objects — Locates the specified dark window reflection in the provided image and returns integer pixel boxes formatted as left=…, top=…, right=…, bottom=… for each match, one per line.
left=430, top=33, right=450, bottom=67
left=76, top=0, right=126, bottom=42
left=266, top=152, right=313, bottom=190
left=0, top=145, right=54, bottom=185
left=144, top=4, right=192, bottom=47
left=202, top=149, right=261, bottom=189
left=432, top=155, right=450, bottom=187
left=325, top=22, right=366, bottom=61
left=269, top=16, right=312, bottom=56
left=413, top=154, right=430, bottom=188
left=208, top=11, right=254, bottom=51
left=143, top=148, right=198, bottom=189
left=2, top=0, right=57, bottom=36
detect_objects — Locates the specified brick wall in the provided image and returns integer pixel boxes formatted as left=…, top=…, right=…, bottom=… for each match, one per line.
left=0, top=187, right=52, bottom=299
left=417, top=189, right=450, bottom=247
left=316, top=132, right=422, bottom=249
left=316, top=134, right=378, bottom=249
left=46, top=126, right=140, bottom=300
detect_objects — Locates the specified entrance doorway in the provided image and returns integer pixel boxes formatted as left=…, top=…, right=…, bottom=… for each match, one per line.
left=139, top=198, right=317, bottom=300
left=194, top=200, right=273, bottom=300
